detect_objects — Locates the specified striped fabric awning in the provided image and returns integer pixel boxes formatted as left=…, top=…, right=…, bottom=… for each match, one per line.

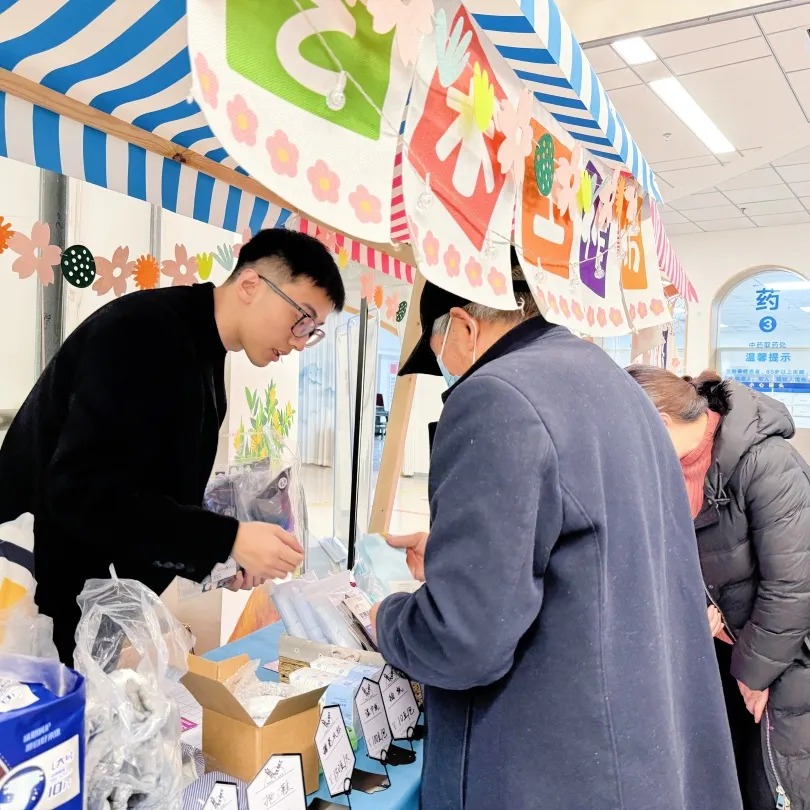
left=651, top=201, right=699, bottom=304
left=467, top=0, right=661, bottom=202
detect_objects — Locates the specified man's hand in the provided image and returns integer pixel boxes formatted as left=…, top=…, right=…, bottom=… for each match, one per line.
left=225, top=570, right=267, bottom=592
left=738, top=681, right=769, bottom=724
left=231, top=522, right=304, bottom=580
left=385, top=532, right=428, bottom=582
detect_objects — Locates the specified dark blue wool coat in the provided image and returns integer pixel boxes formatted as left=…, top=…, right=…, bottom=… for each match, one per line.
left=377, top=317, right=742, bottom=810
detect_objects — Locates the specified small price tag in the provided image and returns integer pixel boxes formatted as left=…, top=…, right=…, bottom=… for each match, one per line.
left=315, top=705, right=356, bottom=798
left=355, top=678, right=392, bottom=762
left=344, top=593, right=372, bottom=626
left=247, top=754, right=306, bottom=810
left=380, top=665, right=420, bottom=741
left=202, top=782, right=238, bottom=810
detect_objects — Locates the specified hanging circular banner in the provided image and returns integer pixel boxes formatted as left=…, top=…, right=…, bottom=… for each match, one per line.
left=61, top=245, right=96, bottom=288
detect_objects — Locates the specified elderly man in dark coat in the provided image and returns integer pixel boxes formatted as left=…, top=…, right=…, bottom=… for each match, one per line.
left=371, top=272, right=743, bottom=810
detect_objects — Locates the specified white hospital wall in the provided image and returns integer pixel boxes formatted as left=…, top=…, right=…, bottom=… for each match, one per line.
left=672, top=224, right=810, bottom=375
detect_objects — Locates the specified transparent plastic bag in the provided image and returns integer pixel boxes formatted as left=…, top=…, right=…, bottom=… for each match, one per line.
left=222, top=658, right=292, bottom=725
left=0, top=595, right=59, bottom=659
left=75, top=570, right=194, bottom=810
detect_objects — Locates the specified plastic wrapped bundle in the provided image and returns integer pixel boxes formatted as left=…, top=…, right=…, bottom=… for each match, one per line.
left=75, top=570, right=193, bottom=810
left=222, top=659, right=292, bottom=725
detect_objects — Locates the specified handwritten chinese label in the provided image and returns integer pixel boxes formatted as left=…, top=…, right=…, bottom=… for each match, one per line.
left=315, top=705, right=355, bottom=798
left=756, top=288, right=780, bottom=311
left=380, top=664, right=420, bottom=741
left=355, top=678, right=392, bottom=762
left=203, top=782, right=238, bottom=810
left=247, top=755, right=306, bottom=810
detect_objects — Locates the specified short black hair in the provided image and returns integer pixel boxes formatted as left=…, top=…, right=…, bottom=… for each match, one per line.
left=229, top=228, right=346, bottom=311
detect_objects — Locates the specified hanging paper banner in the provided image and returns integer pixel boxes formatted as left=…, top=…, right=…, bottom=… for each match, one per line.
left=402, top=0, right=519, bottom=309
left=619, top=200, right=670, bottom=331
left=577, top=159, right=629, bottom=337
left=514, top=108, right=582, bottom=330
left=188, top=0, right=413, bottom=243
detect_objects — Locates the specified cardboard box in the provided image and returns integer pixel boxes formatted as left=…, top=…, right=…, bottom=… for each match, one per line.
left=182, top=654, right=326, bottom=791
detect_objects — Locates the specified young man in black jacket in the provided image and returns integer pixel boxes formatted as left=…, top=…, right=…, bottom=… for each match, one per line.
left=0, top=229, right=345, bottom=663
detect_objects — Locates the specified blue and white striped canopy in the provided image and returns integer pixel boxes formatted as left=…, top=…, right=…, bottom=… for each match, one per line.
left=0, top=0, right=661, bottom=228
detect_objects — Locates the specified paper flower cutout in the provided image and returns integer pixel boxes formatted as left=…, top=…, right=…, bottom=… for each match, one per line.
left=487, top=266, right=507, bottom=295
left=368, top=0, right=434, bottom=67
left=587, top=306, right=595, bottom=327
left=396, top=301, right=408, bottom=323
left=444, top=245, right=461, bottom=277
left=547, top=293, right=559, bottom=314
left=61, top=245, right=96, bottom=289
left=349, top=185, right=382, bottom=224
left=308, top=160, right=340, bottom=204
left=650, top=299, right=665, bottom=316
left=423, top=231, right=440, bottom=266
left=315, top=227, right=337, bottom=251
left=337, top=247, right=349, bottom=269
left=552, top=143, right=582, bottom=220
left=577, top=170, right=593, bottom=213
left=624, top=180, right=640, bottom=227
left=214, top=244, right=235, bottom=272
left=435, top=8, right=471, bottom=87
left=197, top=252, right=214, bottom=281
left=609, top=308, right=624, bottom=327
left=638, top=302, right=648, bottom=319
left=535, top=289, right=546, bottom=308
left=385, top=291, right=399, bottom=321
left=195, top=53, right=219, bottom=109
left=571, top=301, right=584, bottom=321
left=0, top=216, right=12, bottom=255
left=472, top=62, right=496, bottom=133
left=497, top=89, right=534, bottom=176
left=374, top=285, right=384, bottom=309
left=597, top=308, right=608, bottom=328
left=408, top=218, right=419, bottom=245
left=360, top=270, right=375, bottom=301
left=94, top=246, right=135, bottom=297
left=596, top=169, right=621, bottom=231
left=464, top=258, right=483, bottom=287
left=8, top=222, right=61, bottom=286
left=162, top=244, right=198, bottom=287
left=559, top=297, right=570, bottom=318
left=534, top=134, right=555, bottom=197
left=266, top=130, right=299, bottom=178
left=227, top=95, right=258, bottom=146
left=628, top=304, right=637, bottom=322
left=133, top=254, right=160, bottom=290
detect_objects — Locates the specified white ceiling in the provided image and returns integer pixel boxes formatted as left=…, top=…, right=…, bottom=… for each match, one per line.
left=585, top=3, right=810, bottom=232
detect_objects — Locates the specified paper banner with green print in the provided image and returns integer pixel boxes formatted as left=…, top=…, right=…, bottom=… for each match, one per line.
left=188, top=0, right=414, bottom=243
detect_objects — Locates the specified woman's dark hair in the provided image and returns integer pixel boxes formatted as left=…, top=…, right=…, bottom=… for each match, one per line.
left=626, top=366, right=731, bottom=421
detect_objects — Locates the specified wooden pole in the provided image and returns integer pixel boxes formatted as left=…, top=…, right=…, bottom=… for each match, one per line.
left=368, top=271, right=426, bottom=534
left=0, top=68, right=415, bottom=266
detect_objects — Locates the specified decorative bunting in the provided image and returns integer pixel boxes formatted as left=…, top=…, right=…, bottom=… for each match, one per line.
left=368, top=0, right=435, bottom=68
left=196, top=252, right=214, bottom=281
left=94, top=246, right=135, bottom=298
left=60, top=245, right=96, bottom=289
left=534, top=135, right=554, bottom=197
left=435, top=7, right=471, bottom=87
left=396, top=301, right=407, bottom=322
left=162, top=245, right=199, bottom=287
left=133, top=254, right=160, bottom=290
left=8, top=222, right=61, bottom=287
left=0, top=217, right=12, bottom=256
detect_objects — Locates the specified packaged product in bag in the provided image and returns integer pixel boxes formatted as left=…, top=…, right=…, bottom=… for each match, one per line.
left=0, top=653, right=86, bottom=810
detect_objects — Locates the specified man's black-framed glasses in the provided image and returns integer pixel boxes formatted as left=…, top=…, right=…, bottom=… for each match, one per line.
left=259, top=275, right=326, bottom=347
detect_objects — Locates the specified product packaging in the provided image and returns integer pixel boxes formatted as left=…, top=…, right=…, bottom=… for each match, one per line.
left=353, top=533, right=419, bottom=604
left=0, top=654, right=86, bottom=810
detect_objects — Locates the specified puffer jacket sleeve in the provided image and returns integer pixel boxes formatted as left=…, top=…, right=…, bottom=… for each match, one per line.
left=730, top=439, right=810, bottom=691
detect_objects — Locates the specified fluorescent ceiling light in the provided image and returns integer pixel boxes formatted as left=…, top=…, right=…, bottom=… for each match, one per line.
left=649, top=77, right=735, bottom=154
left=612, top=37, right=657, bottom=65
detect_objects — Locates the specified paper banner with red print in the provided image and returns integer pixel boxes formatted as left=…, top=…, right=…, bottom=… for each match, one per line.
left=297, top=218, right=414, bottom=284
left=619, top=200, right=670, bottom=331
left=401, top=0, right=520, bottom=309
left=188, top=0, right=413, bottom=243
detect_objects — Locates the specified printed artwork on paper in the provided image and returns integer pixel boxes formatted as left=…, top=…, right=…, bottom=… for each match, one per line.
left=189, top=0, right=412, bottom=241
left=402, top=0, right=519, bottom=309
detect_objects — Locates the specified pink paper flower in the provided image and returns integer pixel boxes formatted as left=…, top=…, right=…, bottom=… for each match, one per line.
left=625, top=180, right=641, bottom=227
left=559, top=296, right=571, bottom=318
left=315, top=227, right=337, bottom=251
left=496, top=89, right=534, bottom=175
left=94, top=246, right=135, bottom=297
left=571, top=301, right=584, bottom=321
left=360, top=270, right=375, bottom=301
left=465, top=258, right=483, bottom=287
left=233, top=228, right=252, bottom=259
left=349, top=186, right=382, bottom=224
left=266, top=130, right=299, bottom=177
left=597, top=169, right=621, bottom=231
left=553, top=143, right=582, bottom=220
left=650, top=298, right=665, bottom=316
left=308, top=160, right=340, bottom=204
left=628, top=304, right=637, bottom=322
left=587, top=306, right=595, bottom=327
left=535, top=289, right=546, bottom=308
left=8, top=222, right=61, bottom=286
left=597, top=308, right=608, bottom=328
left=385, top=292, right=399, bottom=321
left=548, top=293, right=559, bottom=314
left=638, top=302, right=648, bottom=319
left=609, top=308, right=624, bottom=327
left=227, top=95, right=258, bottom=146
left=443, top=245, right=461, bottom=277
left=161, top=244, right=198, bottom=287
left=408, top=218, right=420, bottom=244
left=367, top=0, right=434, bottom=67
left=195, top=53, right=219, bottom=109
left=487, top=266, right=506, bottom=295
left=422, top=231, right=440, bottom=266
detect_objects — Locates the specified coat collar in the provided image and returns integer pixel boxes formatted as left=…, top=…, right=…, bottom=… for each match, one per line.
left=440, top=316, right=560, bottom=405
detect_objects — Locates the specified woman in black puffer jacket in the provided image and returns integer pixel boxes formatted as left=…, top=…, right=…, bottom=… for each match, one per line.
left=629, top=366, right=810, bottom=810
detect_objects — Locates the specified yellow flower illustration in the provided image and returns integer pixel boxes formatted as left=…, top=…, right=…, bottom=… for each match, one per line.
left=196, top=252, right=214, bottom=280
left=472, top=62, right=495, bottom=133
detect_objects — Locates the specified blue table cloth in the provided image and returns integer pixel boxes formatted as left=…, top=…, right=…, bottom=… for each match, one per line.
left=203, top=622, right=423, bottom=809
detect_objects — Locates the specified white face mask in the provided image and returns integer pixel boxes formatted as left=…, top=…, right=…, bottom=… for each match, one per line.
left=437, top=317, right=477, bottom=388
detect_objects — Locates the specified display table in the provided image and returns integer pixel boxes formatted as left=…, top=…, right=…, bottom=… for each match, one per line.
left=196, top=621, right=423, bottom=809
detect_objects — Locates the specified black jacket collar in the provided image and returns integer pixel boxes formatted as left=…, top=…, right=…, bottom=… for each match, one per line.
left=441, top=316, right=560, bottom=405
